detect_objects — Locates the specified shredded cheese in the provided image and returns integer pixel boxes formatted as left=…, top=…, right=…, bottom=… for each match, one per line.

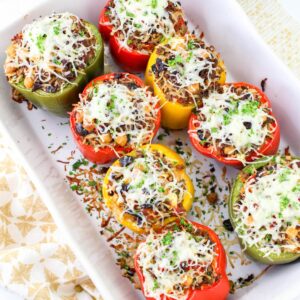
left=153, top=35, right=224, bottom=105
left=233, top=157, right=300, bottom=257
left=108, top=149, right=188, bottom=229
left=77, top=78, right=159, bottom=150
left=189, top=85, right=276, bottom=163
left=6, top=12, right=98, bottom=91
left=137, top=229, right=216, bottom=300
left=105, top=0, right=184, bottom=52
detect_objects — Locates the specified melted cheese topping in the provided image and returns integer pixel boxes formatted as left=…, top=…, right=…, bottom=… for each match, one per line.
left=79, top=80, right=159, bottom=149
left=105, top=0, right=181, bottom=52
left=137, top=230, right=216, bottom=300
left=108, top=149, right=187, bottom=228
left=234, top=158, right=300, bottom=257
left=155, top=36, right=223, bottom=104
left=6, top=12, right=97, bottom=88
left=189, top=85, right=276, bottom=163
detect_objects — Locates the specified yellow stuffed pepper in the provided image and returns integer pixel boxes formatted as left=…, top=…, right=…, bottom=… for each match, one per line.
left=145, top=34, right=226, bottom=129
left=102, top=144, right=194, bottom=234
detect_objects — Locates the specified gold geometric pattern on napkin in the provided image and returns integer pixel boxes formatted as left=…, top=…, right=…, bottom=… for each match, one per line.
left=0, top=136, right=102, bottom=299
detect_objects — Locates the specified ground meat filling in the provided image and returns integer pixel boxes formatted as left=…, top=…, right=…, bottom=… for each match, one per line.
left=107, top=149, right=187, bottom=230
left=233, top=156, right=300, bottom=257
left=105, top=0, right=187, bottom=53
left=4, top=12, right=97, bottom=93
left=190, top=84, right=276, bottom=162
left=73, top=74, right=159, bottom=150
left=137, top=220, right=219, bottom=300
left=152, top=35, right=224, bottom=106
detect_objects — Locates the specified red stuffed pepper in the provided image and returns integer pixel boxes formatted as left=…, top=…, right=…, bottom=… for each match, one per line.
left=188, top=82, right=280, bottom=168
left=70, top=72, right=161, bottom=164
left=98, top=0, right=187, bottom=72
left=135, top=219, right=230, bottom=300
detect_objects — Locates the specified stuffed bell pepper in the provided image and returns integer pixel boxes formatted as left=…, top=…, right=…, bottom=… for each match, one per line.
left=4, top=12, right=104, bottom=116
left=135, top=218, right=230, bottom=300
left=229, top=155, right=300, bottom=264
left=99, top=0, right=187, bottom=72
left=102, top=144, right=194, bottom=233
left=70, top=73, right=161, bottom=164
left=145, top=34, right=226, bottom=129
left=188, top=82, right=280, bottom=168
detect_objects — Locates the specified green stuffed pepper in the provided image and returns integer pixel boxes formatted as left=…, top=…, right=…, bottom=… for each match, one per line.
left=229, top=155, right=300, bottom=264
left=4, top=12, right=104, bottom=116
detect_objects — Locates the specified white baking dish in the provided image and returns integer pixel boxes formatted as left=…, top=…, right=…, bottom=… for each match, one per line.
left=0, top=0, right=299, bottom=299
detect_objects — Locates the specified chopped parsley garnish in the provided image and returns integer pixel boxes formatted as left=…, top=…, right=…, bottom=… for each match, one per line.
left=279, top=169, right=291, bottom=182
left=72, top=159, right=89, bottom=170
left=265, top=233, right=272, bottom=242
left=126, top=11, right=135, bottom=18
left=168, top=55, right=183, bottom=67
left=223, top=114, right=231, bottom=125
left=180, top=218, right=193, bottom=231
left=241, top=100, right=260, bottom=115
left=53, top=24, right=60, bottom=35
left=280, top=196, right=290, bottom=211
left=53, top=58, right=61, bottom=65
left=133, top=179, right=145, bottom=189
left=71, top=184, right=79, bottom=191
left=292, top=185, right=300, bottom=192
left=153, top=279, right=159, bottom=290
left=162, top=232, right=173, bottom=245
left=108, top=96, right=116, bottom=111
left=151, top=0, right=158, bottom=9
left=186, top=51, right=193, bottom=62
left=187, top=40, right=196, bottom=50
left=158, top=186, right=165, bottom=193
left=170, top=250, right=178, bottom=265
left=36, top=34, right=47, bottom=53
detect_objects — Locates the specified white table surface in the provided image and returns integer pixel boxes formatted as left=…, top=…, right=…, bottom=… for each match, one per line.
left=0, top=0, right=299, bottom=299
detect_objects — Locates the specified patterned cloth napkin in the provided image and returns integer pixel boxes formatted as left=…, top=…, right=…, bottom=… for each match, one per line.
left=0, top=0, right=299, bottom=299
